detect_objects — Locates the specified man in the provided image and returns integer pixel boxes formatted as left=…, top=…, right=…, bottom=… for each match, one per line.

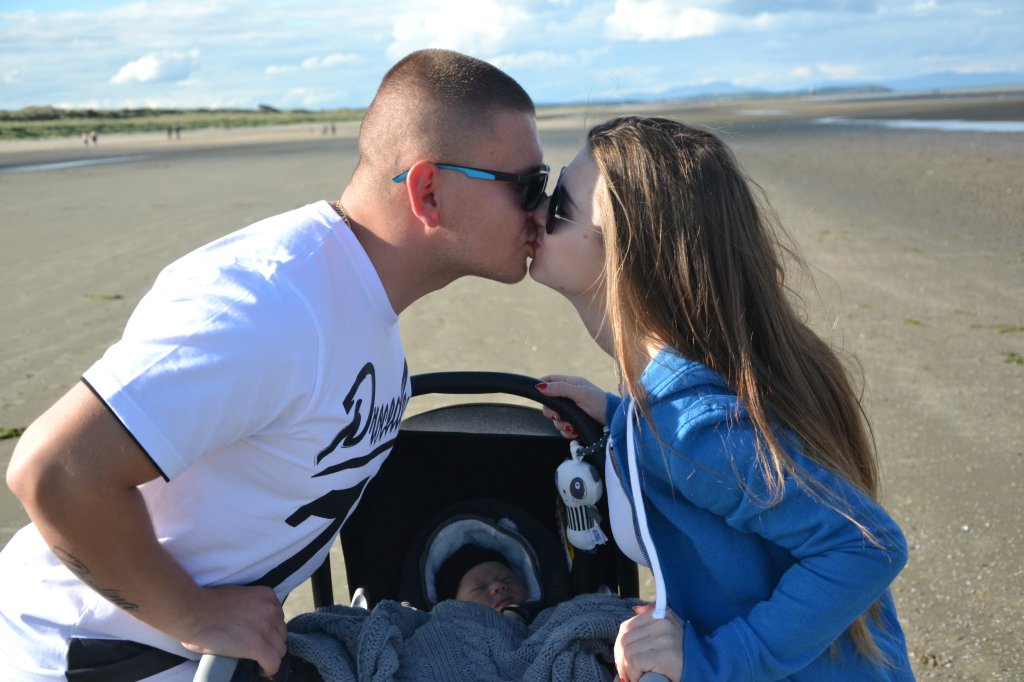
left=1, top=49, right=548, bottom=680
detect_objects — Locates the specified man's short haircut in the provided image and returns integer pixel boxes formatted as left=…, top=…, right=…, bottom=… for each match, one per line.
left=358, top=49, right=535, bottom=177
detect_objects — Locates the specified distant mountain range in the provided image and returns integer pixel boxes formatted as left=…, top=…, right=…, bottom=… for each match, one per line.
left=877, top=71, right=1024, bottom=92
left=587, top=70, right=1024, bottom=104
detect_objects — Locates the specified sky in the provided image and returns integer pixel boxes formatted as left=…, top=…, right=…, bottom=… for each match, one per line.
left=1, top=0, right=1022, bottom=111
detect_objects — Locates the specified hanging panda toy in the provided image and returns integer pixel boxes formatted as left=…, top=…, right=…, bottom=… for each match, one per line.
left=555, top=430, right=609, bottom=551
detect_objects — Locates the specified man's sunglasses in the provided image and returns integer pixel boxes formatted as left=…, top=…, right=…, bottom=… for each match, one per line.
left=392, top=163, right=550, bottom=211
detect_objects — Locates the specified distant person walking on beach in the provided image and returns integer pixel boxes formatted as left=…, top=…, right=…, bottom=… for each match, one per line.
left=0, top=48, right=548, bottom=681
left=532, top=117, right=914, bottom=680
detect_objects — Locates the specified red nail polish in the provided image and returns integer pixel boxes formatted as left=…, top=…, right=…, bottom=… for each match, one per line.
left=535, top=382, right=548, bottom=390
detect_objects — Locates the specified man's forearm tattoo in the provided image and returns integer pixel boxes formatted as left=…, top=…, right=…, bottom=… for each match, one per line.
left=52, top=546, right=140, bottom=611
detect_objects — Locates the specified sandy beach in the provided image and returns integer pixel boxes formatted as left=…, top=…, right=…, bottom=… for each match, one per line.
left=2, top=90, right=1022, bottom=679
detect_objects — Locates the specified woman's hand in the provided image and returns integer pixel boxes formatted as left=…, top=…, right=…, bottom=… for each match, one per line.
left=535, top=374, right=608, bottom=438
left=615, top=603, right=685, bottom=682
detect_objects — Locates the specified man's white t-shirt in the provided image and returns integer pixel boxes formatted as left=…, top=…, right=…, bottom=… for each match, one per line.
left=0, top=201, right=410, bottom=680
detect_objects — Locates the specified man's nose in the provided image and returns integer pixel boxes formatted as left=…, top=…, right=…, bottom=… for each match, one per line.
left=531, top=193, right=551, bottom=229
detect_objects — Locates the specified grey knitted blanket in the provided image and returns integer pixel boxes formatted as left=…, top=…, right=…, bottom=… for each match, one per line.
left=285, top=593, right=640, bottom=681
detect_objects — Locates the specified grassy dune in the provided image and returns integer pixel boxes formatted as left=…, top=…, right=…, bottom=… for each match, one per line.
left=0, top=106, right=364, bottom=140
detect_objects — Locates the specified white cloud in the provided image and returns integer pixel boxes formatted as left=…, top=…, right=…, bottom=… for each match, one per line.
left=386, top=0, right=533, bottom=62
left=586, top=63, right=667, bottom=99
left=723, top=0, right=879, bottom=15
left=917, top=54, right=1024, bottom=75
left=951, top=63, right=1022, bottom=75
left=106, top=0, right=231, bottom=21
left=316, top=54, right=361, bottom=68
left=491, top=50, right=579, bottom=71
left=111, top=49, right=200, bottom=84
left=605, top=0, right=730, bottom=41
left=816, top=63, right=862, bottom=80
left=3, top=0, right=1023, bottom=111
left=265, top=53, right=361, bottom=75
left=280, top=86, right=337, bottom=108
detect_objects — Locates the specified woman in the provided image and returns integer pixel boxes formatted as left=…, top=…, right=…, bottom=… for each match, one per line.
left=531, top=116, right=913, bottom=681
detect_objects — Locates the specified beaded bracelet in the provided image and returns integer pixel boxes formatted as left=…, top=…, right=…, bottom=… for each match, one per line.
left=570, top=427, right=610, bottom=462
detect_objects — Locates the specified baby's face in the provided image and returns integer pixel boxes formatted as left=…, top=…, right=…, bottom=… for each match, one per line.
left=455, top=561, right=529, bottom=611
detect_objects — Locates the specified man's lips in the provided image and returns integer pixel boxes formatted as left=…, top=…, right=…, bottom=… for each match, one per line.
left=527, top=237, right=539, bottom=259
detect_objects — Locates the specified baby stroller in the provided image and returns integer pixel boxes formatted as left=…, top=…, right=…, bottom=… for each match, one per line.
left=197, top=371, right=640, bottom=682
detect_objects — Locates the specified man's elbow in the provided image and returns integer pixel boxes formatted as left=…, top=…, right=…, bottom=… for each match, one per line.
left=7, top=423, right=64, bottom=514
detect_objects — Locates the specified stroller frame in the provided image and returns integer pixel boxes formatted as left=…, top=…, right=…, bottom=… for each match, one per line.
left=196, top=371, right=640, bottom=682
left=328, top=371, right=639, bottom=609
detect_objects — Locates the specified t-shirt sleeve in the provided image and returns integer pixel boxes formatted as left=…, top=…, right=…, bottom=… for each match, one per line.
left=83, top=262, right=317, bottom=480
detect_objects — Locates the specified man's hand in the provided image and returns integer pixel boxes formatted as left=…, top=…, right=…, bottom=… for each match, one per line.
left=615, top=603, right=685, bottom=682
left=535, top=374, right=608, bottom=438
left=6, top=382, right=286, bottom=677
left=179, top=584, right=287, bottom=677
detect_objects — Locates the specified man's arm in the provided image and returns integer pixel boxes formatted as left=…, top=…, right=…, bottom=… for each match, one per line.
left=6, top=381, right=287, bottom=674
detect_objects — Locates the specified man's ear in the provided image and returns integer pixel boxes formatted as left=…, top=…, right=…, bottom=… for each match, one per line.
left=404, top=161, right=442, bottom=228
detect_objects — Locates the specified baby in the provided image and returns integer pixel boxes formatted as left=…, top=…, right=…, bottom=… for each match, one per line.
left=435, top=544, right=529, bottom=612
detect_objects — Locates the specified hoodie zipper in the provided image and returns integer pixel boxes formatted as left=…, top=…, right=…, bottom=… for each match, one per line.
left=608, top=439, right=653, bottom=571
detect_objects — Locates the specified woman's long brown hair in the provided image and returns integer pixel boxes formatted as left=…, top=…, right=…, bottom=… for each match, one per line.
left=588, top=116, right=888, bottom=661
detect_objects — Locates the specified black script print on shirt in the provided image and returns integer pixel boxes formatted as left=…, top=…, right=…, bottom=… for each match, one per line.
left=249, top=361, right=410, bottom=589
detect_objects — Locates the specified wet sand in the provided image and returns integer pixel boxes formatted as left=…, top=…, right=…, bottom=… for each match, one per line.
left=2, top=90, right=1022, bottom=679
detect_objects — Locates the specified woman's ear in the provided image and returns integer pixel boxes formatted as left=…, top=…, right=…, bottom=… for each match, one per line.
left=403, top=161, right=442, bottom=228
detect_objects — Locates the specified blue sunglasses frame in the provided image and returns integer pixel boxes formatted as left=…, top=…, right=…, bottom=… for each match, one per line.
left=392, top=162, right=550, bottom=211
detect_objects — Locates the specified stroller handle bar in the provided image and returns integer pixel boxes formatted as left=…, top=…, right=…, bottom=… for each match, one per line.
left=194, top=654, right=240, bottom=681
left=411, top=371, right=605, bottom=446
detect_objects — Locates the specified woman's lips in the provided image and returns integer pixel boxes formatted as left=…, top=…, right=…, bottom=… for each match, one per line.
left=530, top=234, right=542, bottom=253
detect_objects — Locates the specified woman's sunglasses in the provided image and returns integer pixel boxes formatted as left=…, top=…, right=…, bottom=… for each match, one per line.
left=392, top=163, right=550, bottom=211
left=545, top=167, right=601, bottom=235
left=544, top=167, right=568, bottom=235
